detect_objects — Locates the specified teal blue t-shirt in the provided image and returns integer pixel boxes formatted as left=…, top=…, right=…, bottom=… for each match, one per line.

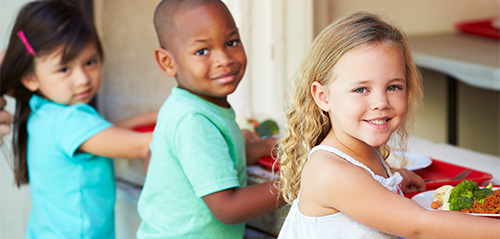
left=25, top=95, right=115, bottom=239
left=137, top=87, right=247, bottom=239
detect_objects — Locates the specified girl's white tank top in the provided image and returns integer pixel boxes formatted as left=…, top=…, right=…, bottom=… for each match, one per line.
left=278, top=145, right=403, bottom=239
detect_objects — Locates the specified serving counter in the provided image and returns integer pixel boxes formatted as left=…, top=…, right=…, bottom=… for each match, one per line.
left=114, top=135, right=500, bottom=238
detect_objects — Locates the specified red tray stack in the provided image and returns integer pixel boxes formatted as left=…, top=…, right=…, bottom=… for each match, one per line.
left=455, top=18, right=500, bottom=40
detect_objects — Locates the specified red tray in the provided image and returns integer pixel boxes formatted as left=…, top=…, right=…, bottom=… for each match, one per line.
left=258, top=156, right=280, bottom=171
left=404, top=159, right=493, bottom=198
left=132, top=124, right=156, bottom=132
left=455, top=18, right=500, bottom=40
left=258, top=156, right=494, bottom=199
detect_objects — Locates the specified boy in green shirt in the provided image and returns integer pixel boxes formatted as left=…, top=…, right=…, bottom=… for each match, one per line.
left=137, top=1, right=286, bottom=238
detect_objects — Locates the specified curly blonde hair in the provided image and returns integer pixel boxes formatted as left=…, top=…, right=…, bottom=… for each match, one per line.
left=277, top=11, right=423, bottom=204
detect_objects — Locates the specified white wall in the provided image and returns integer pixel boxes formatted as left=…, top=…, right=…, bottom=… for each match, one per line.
left=0, top=1, right=33, bottom=239
left=95, top=0, right=313, bottom=126
left=226, top=0, right=313, bottom=124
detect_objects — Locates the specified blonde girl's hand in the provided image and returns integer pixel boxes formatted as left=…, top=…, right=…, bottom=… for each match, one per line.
left=392, top=168, right=426, bottom=193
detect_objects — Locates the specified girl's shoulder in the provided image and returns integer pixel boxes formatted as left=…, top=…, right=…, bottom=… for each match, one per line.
left=300, top=146, right=381, bottom=215
left=307, top=145, right=355, bottom=167
left=304, top=146, right=361, bottom=186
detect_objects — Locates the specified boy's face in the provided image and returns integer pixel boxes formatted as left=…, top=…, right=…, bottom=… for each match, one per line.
left=163, top=3, right=247, bottom=108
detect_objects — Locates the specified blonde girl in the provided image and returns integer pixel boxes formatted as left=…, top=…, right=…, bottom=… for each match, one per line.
left=277, top=11, right=499, bottom=238
left=0, top=1, right=156, bottom=238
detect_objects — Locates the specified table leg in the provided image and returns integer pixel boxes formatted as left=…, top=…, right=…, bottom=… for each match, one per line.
left=447, top=76, right=457, bottom=145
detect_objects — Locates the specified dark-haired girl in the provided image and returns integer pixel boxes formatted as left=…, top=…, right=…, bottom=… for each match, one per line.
left=0, top=1, right=156, bottom=238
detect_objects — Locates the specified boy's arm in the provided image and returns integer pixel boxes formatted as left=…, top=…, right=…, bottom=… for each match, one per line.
left=242, top=129, right=277, bottom=165
left=202, top=180, right=286, bottom=225
left=245, top=137, right=276, bottom=165
left=113, top=110, right=158, bottom=129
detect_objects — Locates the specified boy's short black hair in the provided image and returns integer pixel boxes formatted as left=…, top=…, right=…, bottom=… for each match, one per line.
left=153, top=0, right=223, bottom=50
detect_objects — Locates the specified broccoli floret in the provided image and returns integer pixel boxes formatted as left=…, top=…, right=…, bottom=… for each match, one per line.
left=448, top=180, right=479, bottom=204
left=449, top=196, right=474, bottom=211
left=485, top=182, right=493, bottom=190
left=474, top=187, right=494, bottom=203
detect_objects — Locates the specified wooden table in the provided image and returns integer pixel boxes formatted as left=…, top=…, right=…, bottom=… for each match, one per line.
left=409, top=33, right=500, bottom=145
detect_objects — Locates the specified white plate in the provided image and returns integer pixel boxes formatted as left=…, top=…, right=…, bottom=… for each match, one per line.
left=411, top=188, right=500, bottom=218
left=393, top=151, right=432, bottom=171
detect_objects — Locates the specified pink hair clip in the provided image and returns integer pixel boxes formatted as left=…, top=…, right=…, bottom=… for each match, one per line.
left=17, top=30, right=36, bottom=56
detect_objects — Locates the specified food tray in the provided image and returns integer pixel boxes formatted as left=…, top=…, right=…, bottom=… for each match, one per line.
left=403, top=158, right=493, bottom=198
left=258, top=156, right=279, bottom=171
left=132, top=124, right=156, bottom=132
left=455, top=19, right=500, bottom=40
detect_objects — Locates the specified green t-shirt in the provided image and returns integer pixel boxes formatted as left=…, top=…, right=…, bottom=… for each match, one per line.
left=137, top=87, right=247, bottom=239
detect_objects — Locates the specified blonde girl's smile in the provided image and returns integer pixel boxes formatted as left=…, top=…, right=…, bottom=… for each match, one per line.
left=364, top=117, right=391, bottom=126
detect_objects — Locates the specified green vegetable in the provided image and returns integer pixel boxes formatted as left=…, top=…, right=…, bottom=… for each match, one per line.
left=448, top=180, right=478, bottom=203
left=449, top=196, right=474, bottom=211
left=447, top=180, right=494, bottom=211
left=474, top=187, right=494, bottom=203
left=486, top=182, right=493, bottom=190
left=256, top=119, right=279, bottom=137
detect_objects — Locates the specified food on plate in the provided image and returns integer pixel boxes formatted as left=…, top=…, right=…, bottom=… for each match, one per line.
left=236, top=117, right=259, bottom=132
left=431, top=185, right=454, bottom=210
left=236, top=117, right=279, bottom=137
left=385, top=152, right=411, bottom=169
left=431, top=180, right=499, bottom=214
left=256, top=119, right=279, bottom=137
left=461, top=189, right=500, bottom=214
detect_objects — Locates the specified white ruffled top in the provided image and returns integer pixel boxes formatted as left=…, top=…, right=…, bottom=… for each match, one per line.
left=277, top=145, right=404, bottom=239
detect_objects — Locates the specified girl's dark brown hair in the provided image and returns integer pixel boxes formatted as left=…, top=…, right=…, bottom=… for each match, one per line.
left=0, top=0, right=103, bottom=187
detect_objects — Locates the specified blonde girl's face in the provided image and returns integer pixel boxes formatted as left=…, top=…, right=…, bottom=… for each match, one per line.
left=318, top=43, right=407, bottom=147
left=22, top=43, right=102, bottom=105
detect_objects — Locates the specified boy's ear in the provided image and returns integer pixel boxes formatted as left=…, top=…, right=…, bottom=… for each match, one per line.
left=21, top=74, right=39, bottom=92
left=154, top=47, right=176, bottom=77
left=311, top=81, right=331, bottom=112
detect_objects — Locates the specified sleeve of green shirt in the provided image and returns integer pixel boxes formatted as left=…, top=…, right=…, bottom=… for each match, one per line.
left=175, top=112, right=241, bottom=198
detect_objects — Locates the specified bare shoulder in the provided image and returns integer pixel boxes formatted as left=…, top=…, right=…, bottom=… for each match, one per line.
left=303, top=149, right=368, bottom=182
left=300, top=148, right=381, bottom=210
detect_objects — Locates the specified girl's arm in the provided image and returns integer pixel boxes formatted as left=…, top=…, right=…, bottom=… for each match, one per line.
left=78, top=110, right=157, bottom=159
left=302, top=152, right=500, bottom=239
left=112, top=110, right=158, bottom=129
left=202, top=180, right=286, bottom=224
left=79, top=127, right=152, bottom=159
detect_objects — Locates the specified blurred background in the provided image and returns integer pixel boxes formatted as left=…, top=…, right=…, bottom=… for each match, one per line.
left=1, top=0, right=499, bottom=238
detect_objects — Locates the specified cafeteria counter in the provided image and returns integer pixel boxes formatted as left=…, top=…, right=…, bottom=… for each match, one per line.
left=114, top=135, right=500, bottom=238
